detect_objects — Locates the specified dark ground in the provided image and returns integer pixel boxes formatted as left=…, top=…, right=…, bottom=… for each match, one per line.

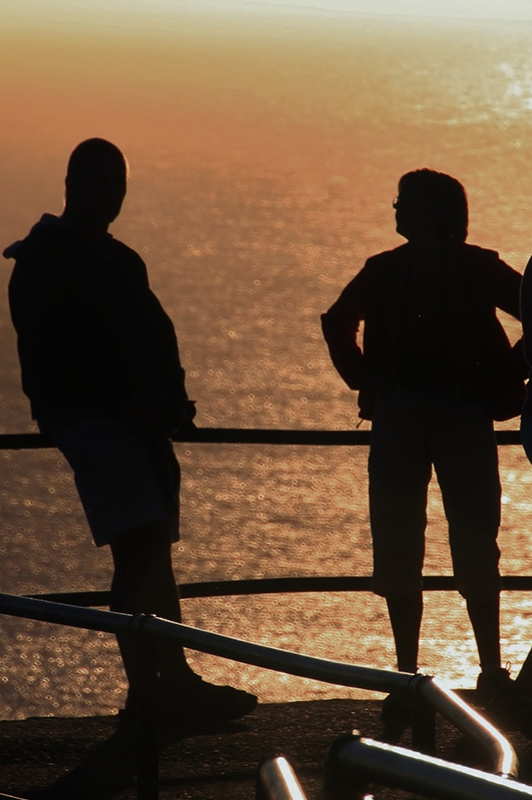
left=2, top=698, right=532, bottom=800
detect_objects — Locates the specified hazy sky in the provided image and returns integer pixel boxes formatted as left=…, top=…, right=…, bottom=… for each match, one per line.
left=245, top=0, right=532, bottom=18
left=5, top=0, right=532, bottom=27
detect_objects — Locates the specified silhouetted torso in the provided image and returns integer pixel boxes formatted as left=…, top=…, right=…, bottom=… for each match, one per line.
left=7, top=215, right=187, bottom=420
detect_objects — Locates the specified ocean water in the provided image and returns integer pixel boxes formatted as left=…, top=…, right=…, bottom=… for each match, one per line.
left=1, top=13, right=532, bottom=719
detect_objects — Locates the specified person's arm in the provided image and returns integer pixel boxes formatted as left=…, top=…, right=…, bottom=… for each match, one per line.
left=487, top=252, right=529, bottom=381
left=489, top=253, right=523, bottom=320
left=320, top=266, right=370, bottom=390
left=116, top=250, right=196, bottom=435
left=521, top=257, right=532, bottom=368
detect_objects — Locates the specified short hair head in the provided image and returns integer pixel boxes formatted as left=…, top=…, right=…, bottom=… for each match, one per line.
left=66, top=138, right=127, bottom=185
left=65, top=138, right=128, bottom=225
left=398, top=169, right=468, bottom=242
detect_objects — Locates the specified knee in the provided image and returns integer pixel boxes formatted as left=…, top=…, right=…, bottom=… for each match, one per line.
left=111, top=518, right=174, bottom=573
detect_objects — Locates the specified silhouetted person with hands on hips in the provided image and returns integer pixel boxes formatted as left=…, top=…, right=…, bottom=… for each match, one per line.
left=5, top=138, right=257, bottom=724
left=322, top=169, right=525, bottom=735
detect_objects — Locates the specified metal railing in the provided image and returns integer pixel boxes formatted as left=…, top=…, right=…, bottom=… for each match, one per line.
left=0, top=794, right=31, bottom=800
left=257, top=757, right=310, bottom=800
left=24, top=574, right=532, bottom=611
left=1, top=427, right=529, bottom=798
left=8, top=425, right=531, bottom=608
left=261, top=742, right=532, bottom=800
left=0, top=592, right=522, bottom=799
left=324, top=733, right=532, bottom=800
left=0, top=427, right=523, bottom=450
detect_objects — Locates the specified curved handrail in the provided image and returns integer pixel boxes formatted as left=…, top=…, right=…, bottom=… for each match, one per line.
left=418, top=677, right=518, bottom=780
left=25, top=573, right=532, bottom=609
left=0, top=592, right=412, bottom=694
left=0, top=592, right=518, bottom=781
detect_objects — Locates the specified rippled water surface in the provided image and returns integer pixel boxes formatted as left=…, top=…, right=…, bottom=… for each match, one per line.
left=1, top=13, right=532, bottom=718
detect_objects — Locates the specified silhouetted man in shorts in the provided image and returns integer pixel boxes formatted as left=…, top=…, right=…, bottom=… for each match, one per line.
left=321, top=169, right=524, bottom=732
left=5, top=138, right=257, bottom=723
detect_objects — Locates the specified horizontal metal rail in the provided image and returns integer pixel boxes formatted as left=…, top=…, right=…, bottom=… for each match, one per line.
left=0, top=592, right=518, bottom=781
left=0, top=428, right=522, bottom=450
left=25, top=574, right=532, bottom=608
left=325, top=733, right=532, bottom=800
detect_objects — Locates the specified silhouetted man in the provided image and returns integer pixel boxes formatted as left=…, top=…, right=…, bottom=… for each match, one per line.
left=5, top=138, right=257, bottom=723
left=321, top=169, right=524, bottom=732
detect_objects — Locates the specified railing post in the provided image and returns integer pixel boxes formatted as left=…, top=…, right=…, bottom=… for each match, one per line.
left=412, top=676, right=436, bottom=755
left=129, top=614, right=159, bottom=800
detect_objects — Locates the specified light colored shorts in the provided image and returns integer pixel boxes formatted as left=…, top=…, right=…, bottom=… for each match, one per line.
left=38, top=412, right=180, bottom=547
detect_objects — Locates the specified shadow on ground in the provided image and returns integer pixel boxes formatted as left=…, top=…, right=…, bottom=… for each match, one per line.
left=1, top=699, right=532, bottom=800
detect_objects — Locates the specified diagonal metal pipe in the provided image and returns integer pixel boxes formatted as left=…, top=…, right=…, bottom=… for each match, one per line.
left=325, top=733, right=532, bottom=800
left=418, top=676, right=519, bottom=780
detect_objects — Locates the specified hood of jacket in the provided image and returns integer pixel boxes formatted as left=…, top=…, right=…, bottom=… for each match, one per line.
left=3, top=214, right=65, bottom=260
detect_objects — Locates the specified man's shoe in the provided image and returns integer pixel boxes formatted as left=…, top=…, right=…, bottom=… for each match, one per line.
left=476, top=666, right=513, bottom=706
left=485, top=682, right=532, bottom=738
left=120, top=675, right=258, bottom=725
left=177, top=674, right=258, bottom=723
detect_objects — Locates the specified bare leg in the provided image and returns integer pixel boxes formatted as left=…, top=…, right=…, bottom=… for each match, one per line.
left=466, top=596, right=501, bottom=671
left=109, top=518, right=194, bottom=689
left=109, top=518, right=258, bottom=721
left=386, top=590, right=423, bottom=673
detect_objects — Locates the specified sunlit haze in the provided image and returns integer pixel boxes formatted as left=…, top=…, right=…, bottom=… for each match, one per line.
left=5, top=0, right=532, bottom=28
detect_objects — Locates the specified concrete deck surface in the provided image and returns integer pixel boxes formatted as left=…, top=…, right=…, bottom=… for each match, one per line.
left=2, top=698, right=532, bottom=800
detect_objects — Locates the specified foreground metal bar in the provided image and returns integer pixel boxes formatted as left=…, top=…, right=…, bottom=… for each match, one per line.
left=325, top=733, right=532, bottom=800
left=0, top=592, right=412, bottom=695
left=0, top=593, right=519, bottom=782
left=419, top=677, right=518, bottom=779
left=0, top=794, right=32, bottom=799
left=0, top=428, right=522, bottom=450
left=133, top=614, right=414, bottom=694
left=257, top=757, right=308, bottom=800
left=0, top=592, right=131, bottom=634
left=119, top=617, right=521, bottom=781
